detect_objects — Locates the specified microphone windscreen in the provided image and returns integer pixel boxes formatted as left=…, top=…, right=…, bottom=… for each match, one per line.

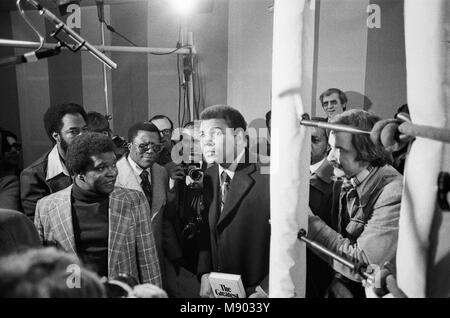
left=380, top=123, right=399, bottom=148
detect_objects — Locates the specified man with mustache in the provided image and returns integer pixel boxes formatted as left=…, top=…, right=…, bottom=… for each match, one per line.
left=115, top=122, right=176, bottom=290
left=197, top=105, right=270, bottom=298
left=34, top=132, right=161, bottom=285
left=20, top=102, right=88, bottom=220
left=307, top=109, right=402, bottom=298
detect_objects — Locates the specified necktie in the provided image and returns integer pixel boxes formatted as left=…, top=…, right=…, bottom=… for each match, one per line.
left=339, top=180, right=359, bottom=236
left=220, top=171, right=231, bottom=212
left=140, top=170, right=152, bottom=208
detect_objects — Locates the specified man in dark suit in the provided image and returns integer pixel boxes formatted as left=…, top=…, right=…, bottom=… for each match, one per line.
left=306, top=117, right=335, bottom=297
left=197, top=105, right=270, bottom=298
left=20, top=103, right=88, bottom=220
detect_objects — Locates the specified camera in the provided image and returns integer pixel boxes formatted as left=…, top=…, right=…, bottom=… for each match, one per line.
left=182, top=215, right=203, bottom=240
left=182, top=162, right=204, bottom=182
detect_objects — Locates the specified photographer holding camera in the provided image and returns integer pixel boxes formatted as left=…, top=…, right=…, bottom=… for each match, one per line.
left=164, top=121, right=208, bottom=297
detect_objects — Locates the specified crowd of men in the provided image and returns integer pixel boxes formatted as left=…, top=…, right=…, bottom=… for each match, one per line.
left=0, top=87, right=410, bottom=298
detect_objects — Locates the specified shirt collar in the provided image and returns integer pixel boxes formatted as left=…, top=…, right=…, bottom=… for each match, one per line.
left=46, top=145, right=69, bottom=181
left=127, top=155, right=151, bottom=180
left=342, top=165, right=374, bottom=191
left=310, top=158, right=326, bottom=175
left=218, top=149, right=245, bottom=181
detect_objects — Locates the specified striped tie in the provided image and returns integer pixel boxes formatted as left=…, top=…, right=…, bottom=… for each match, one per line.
left=220, top=171, right=231, bottom=212
left=140, top=170, right=152, bottom=209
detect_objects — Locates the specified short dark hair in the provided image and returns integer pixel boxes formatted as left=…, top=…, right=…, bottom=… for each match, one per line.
left=319, top=88, right=348, bottom=110
left=311, top=116, right=329, bottom=139
left=331, top=110, right=391, bottom=167
left=200, top=105, right=247, bottom=130
left=127, top=122, right=161, bottom=143
left=87, top=111, right=111, bottom=134
left=0, top=247, right=105, bottom=298
left=149, top=115, right=174, bottom=130
left=265, top=110, right=271, bottom=129
left=43, top=103, right=88, bottom=143
left=66, top=132, right=115, bottom=175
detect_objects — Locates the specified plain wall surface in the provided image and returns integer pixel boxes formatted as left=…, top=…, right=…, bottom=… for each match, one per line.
left=315, top=0, right=406, bottom=118
left=364, top=0, right=406, bottom=118
left=315, top=0, right=370, bottom=117
left=227, top=0, right=273, bottom=124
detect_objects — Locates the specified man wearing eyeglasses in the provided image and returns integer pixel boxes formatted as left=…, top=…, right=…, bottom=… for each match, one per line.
left=150, top=115, right=186, bottom=184
left=20, top=102, right=89, bottom=220
left=115, top=122, right=178, bottom=290
left=149, top=115, right=175, bottom=165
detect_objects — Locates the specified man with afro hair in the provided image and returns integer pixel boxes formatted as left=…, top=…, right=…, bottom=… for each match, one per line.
left=34, top=132, right=162, bottom=286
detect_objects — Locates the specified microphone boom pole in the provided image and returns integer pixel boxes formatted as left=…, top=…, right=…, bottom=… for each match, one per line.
left=26, top=0, right=117, bottom=69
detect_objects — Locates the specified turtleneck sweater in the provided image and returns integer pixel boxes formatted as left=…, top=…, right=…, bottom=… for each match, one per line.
left=71, top=182, right=109, bottom=277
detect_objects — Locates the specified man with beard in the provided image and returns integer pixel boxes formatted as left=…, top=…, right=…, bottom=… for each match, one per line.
left=20, top=103, right=88, bottom=220
left=115, top=122, right=176, bottom=289
left=306, top=110, right=402, bottom=298
left=34, top=133, right=161, bottom=285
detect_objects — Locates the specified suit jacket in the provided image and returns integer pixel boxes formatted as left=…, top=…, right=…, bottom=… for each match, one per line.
left=20, top=151, right=72, bottom=220
left=0, top=208, right=41, bottom=256
left=115, top=155, right=177, bottom=264
left=198, top=159, right=271, bottom=295
left=308, top=164, right=403, bottom=281
left=34, top=185, right=162, bottom=286
left=306, top=159, right=335, bottom=297
left=0, top=175, right=21, bottom=211
left=309, top=159, right=334, bottom=226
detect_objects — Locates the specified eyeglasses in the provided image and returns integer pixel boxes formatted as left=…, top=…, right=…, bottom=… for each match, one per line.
left=134, top=142, right=163, bottom=153
left=160, top=129, right=173, bottom=137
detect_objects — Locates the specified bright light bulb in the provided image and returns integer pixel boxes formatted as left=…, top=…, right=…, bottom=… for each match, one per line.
left=169, top=0, right=195, bottom=16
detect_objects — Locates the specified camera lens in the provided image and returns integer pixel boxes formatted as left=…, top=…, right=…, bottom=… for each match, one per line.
left=182, top=222, right=199, bottom=240
left=188, top=168, right=203, bottom=181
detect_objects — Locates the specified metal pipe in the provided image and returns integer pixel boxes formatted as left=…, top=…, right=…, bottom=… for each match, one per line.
left=99, top=20, right=112, bottom=129
left=187, top=32, right=194, bottom=121
left=0, top=39, right=192, bottom=55
left=300, top=119, right=371, bottom=135
left=297, top=229, right=374, bottom=282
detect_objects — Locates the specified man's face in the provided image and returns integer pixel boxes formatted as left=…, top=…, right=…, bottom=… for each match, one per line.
left=327, top=131, right=366, bottom=178
left=56, top=113, right=88, bottom=153
left=82, top=151, right=118, bottom=195
left=129, top=130, right=162, bottom=169
left=322, top=93, right=345, bottom=119
left=311, top=127, right=328, bottom=165
left=199, top=119, right=241, bottom=166
left=1, top=136, right=21, bottom=169
left=151, top=118, right=173, bottom=147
